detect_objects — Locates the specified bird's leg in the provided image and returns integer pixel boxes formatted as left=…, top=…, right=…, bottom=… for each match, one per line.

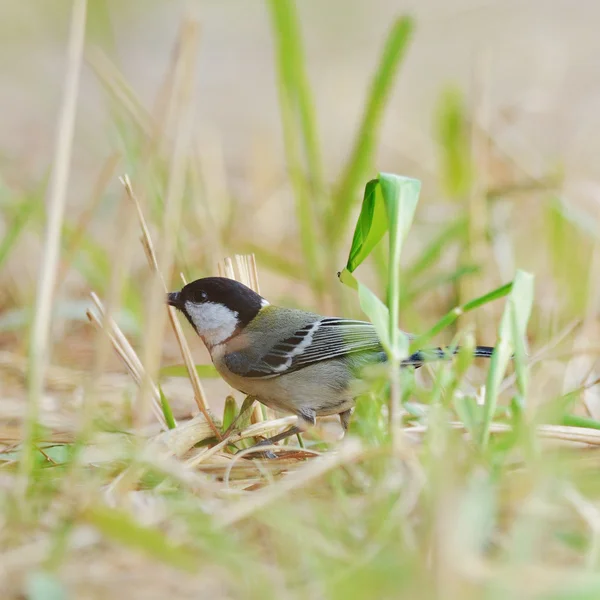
left=339, top=408, right=353, bottom=433
left=241, top=408, right=316, bottom=459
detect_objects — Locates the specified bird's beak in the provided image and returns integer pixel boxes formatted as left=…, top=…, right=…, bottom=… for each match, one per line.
left=167, top=291, right=181, bottom=308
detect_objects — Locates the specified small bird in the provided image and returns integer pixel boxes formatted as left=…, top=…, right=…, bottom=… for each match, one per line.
left=167, top=277, right=495, bottom=456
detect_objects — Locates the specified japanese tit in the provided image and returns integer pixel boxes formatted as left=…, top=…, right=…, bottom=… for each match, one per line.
left=167, top=277, right=495, bottom=454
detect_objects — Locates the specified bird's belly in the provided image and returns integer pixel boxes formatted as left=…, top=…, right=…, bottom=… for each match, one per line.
left=215, top=359, right=356, bottom=417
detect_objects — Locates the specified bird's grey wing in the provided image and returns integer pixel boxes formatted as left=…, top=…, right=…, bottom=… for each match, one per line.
left=224, top=318, right=385, bottom=378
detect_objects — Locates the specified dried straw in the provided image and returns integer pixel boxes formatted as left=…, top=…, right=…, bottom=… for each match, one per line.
left=120, top=175, right=221, bottom=439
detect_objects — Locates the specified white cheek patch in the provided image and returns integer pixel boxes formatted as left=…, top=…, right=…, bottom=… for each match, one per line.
left=185, top=301, right=239, bottom=346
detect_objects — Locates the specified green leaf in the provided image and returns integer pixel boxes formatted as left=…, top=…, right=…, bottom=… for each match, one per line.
left=346, top=179, right=387, bottom=272
left=159, top=364, right=219, bottom=379
left=339, top=268, right=391, bottom=351
left=379, top=173, right=421, bottom=359
left=379, top=173, right=420, bottom=251
left=480, top=270, right=534, bottom=448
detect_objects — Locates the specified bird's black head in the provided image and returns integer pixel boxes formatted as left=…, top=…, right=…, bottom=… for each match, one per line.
left=167, top=277, right=266, bottom=345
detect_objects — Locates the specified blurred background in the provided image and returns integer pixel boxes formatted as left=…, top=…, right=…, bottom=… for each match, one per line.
left=4, top=0, right=600, bottom=413
left=2, top=0, right=600, bottom=410
left=3, top=1, right=600, bottom=598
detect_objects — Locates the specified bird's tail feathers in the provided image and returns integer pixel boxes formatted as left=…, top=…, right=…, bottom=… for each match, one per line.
left=402, top=345, right=495, bottom=368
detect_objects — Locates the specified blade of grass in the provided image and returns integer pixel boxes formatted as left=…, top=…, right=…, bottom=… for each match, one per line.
left=331, top=16, right=414, bottom=239
left=266, top=0, right=325, bottom=298
left=379, top=173, right=421, bottom=435
left=410, top=281, right=513, bottom=351
left=121, top=176, right=220, bottom=439
left=339, top=267, right=392, bottom=351
left=222, top=396, right=238, bottom=433
left=480, top=270, right=534, bottom=448
left=340, top=173, right=421, bottom=438
left=21, top=0, right=87, bottom=494
left=266, top=0, right=325, bottom=211
left=436, top=86, right=472, bottom=198
left=158, top=385, right=177, bottom=430
left=378, top=174, right=420, bottom=353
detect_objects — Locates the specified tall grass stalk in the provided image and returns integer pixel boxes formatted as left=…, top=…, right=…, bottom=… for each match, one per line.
left=331, top=17, right=414, bottom=242
left=21, top=0, right=87, bottom=493
left=267, top=0, right=325, bottom=299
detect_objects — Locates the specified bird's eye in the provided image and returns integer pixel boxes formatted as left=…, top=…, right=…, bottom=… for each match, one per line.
left=196, top=290, right=208, bottom=303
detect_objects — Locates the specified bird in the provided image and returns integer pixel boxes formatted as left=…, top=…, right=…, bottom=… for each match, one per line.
left=167, top=277, right=495, bottom=456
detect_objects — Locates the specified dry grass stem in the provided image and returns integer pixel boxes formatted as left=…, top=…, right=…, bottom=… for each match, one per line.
left=120, top=175, right=220, bottom=439
left=220, top=253, right=268, bottom=423
left=185, top=416, right=298, bottom=468
left=21, top=0, right=88, bottom=487
left=405, top=421, right=600, bottom=446
left=86, top=299, right=168, bottom=429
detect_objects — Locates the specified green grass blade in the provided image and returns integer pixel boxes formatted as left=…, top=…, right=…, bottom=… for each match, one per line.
left=379, top=173, right=420, bottom=359
left=332, top=16, right=414, bottom=238
left=561, top=414, right=600, bottom=430
left=480, top=270, right=534, bottom=448
left=411, top=281, right=513, bottom=351
left=266, top=0, right=325, bottom=296
left=158, top=385, right=176, bottom=430
left=222, top=396, right=238, bottom=432
left=266, top=0, right=325, bottom=209
left=380, top=173, right=421, bottom=435
left=436, top=86, right=472, bottom=197
left=462, top=282, right=514, bottom=311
